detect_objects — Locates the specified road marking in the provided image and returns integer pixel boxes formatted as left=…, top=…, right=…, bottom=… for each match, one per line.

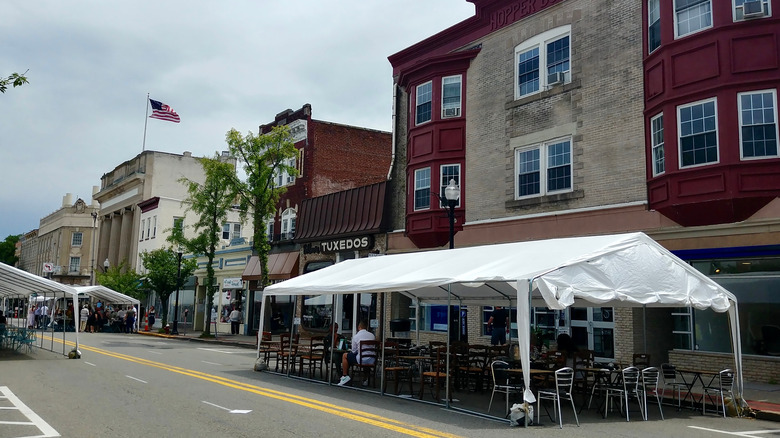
left=202, top=361, right=222, bottom=365
left=126, top=375, right=147, bottom=384
left=688, top=426, right=780, bottom=437
left=0, top=386, right=60, bottom=437
left=84, top=361, right=97, bottom=366
left=202, top=401, right=252, bottom=414
left=146, top=350, right=163, bottom=355
left=197, top=347, right=242, bottom=354
left=48, top=336, right=462, bottom=438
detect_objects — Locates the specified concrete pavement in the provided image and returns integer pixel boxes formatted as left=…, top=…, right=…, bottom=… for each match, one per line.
left=136, top=329, right=780, bottom=422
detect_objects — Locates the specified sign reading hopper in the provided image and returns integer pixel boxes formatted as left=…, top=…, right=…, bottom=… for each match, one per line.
left=303, top=236, right=374, bottom=254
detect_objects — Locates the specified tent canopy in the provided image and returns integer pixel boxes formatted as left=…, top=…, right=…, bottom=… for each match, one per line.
left=74, top=286, right=140, bottom=308
left=263, top=232, right=743, bottom=407
left=264, top=232, right=735, bottom=311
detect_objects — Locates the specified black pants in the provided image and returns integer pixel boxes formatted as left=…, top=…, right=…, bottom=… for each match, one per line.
left=231, top=321, right=240, bottom=334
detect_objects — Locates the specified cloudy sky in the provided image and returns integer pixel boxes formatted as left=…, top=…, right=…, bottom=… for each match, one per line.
left=0, top=1, right=475, bottom=238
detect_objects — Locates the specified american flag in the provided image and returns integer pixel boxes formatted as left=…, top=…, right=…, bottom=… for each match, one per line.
left=149, top=98, right=180, bottom=123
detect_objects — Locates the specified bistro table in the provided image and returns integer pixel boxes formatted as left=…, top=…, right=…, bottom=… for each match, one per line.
left=675, top=368, right=720, bottom=410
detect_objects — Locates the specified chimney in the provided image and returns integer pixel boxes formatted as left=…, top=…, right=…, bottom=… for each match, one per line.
left=62, top=193, right=73, bottom=207
left=183, top=151, right=192, bottom=158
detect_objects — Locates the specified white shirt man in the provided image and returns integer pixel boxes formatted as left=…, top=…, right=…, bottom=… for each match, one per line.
left=337, top=321, right=376, bottom=386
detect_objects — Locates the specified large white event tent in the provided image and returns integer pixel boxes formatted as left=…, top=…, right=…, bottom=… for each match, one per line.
left=261, top=232, right=744, bottom=408
left=0, top=262, right=81, bottom=357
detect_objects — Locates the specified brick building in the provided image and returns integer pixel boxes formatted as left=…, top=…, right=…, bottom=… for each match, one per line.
left=385, top=0, right=780, bottom=382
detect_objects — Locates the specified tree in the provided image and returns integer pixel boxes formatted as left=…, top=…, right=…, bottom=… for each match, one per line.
left=0, top=235, right=20, bottom=266
left=170, top=155, right=237, bottom=335
left=140, top=247, right=197, bottom=328
left=224, top=125, right=298, bottom=289
left=95, top=260, right=145, bottom=299
left=0, top=71, right=29, bottom=94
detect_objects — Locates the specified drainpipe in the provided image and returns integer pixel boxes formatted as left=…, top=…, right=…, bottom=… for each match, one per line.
left=386, top=83, right=398, bottom=180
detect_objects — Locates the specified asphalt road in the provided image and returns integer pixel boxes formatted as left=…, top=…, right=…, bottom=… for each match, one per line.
left=1, top=333, right=778, bottom=438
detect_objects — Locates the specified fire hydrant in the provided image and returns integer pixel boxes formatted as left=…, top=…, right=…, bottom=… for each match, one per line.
left=164, top=324, right=170, bottom=334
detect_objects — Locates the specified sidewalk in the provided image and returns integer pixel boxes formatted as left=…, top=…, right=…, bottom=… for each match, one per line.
left=136, top=329, right=780, bottom=422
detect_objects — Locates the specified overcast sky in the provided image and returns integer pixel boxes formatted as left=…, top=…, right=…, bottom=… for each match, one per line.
left=0, top=1, right=475, bottom=238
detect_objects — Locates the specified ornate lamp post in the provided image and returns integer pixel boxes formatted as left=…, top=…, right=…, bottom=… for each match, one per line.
left=440, top=179, right=461, bottom=249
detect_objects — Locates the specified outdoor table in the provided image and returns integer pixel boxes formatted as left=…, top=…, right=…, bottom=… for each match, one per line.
left=580, top=367, right=619, bottom=413
left=675, top=368, right=719, bottom=410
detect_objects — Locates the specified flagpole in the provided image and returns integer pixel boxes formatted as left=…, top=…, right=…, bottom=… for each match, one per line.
left=142, top=93, right=150, bottom=152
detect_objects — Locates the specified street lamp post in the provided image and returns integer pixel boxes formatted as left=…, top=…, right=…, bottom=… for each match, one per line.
left=440, top=179, right=461, bottom=249
left=103, top=258, right=110, bottom=272
left=171, top=250, right=182, bottom=335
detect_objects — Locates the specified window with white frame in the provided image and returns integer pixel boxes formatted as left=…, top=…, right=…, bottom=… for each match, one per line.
left=413, top=167, right=431, bottom=211
left=71, top=231, right=83, bottom=247
left=515, top=138, right=572, bottom=198
left=265, top=216, right=274, bottom=241
left=69, top=257, right=80, bottom=274
left=140, top=219, right=145, bottom=240
left=515, top=26, right=571, bottom=99
left=678, top=98, right=718, bottom=167
left=648, top=0, right=661, bottom=53
left=146, top=218, right=151, bottom=240
left=222, top=222, right=241, bottom=240
left=734, top=0, right=771, bottom=20
left=173, top=217, right=184, bottom=233
left=651, top=113, right=665, bottom=175
left=739, top=90, right=778, bottom=159
left=274, top=157, right=297, bottom=187
left=152, top=215, right=157, bottom=238
left=674, top=0, right=712, bottom=38
left=439, top=164, right=461, bottom=208
left=672, top=307, right=694, bottom=349
left=281, top=208, right=296, bottom=240
left=415, top=81, right=432, bottom=125
left=441, top=75, right=462, bottom=118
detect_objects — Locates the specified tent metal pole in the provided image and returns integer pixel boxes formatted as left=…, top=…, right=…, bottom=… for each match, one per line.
left=445, top=284, right=451, bottom=409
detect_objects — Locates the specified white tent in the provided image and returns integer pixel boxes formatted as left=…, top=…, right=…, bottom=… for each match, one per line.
left=0, top=262, right=81, bottom=357
left=261, top=232, right=743, bottom=408
left=74, top=286, right=141, bottom=331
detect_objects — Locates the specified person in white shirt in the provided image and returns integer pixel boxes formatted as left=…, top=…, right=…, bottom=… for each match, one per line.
left=229, top=307, right=242, bottom=335
left=337, top=320, right=376, bottom=386
left=80, top=305, right=89, bottom=332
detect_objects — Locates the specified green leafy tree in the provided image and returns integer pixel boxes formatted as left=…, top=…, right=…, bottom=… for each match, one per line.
left=224, top=125, right=298, bottom=289
left=95, top=260, right=145, bottom=299
left=0, top=71, right=29, bottom=93
left=140, top=247, right=197, bottom=328
left=0, top=235, right=20, bottom=266
left=170, top=155, right=237, bottom=335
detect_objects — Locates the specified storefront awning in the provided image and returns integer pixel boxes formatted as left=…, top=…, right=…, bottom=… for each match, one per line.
left=241, top=252, right=300, bottom=282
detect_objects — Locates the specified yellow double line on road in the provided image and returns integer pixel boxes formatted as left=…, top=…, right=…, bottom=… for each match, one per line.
left=52, top=337, right=462, bottom=438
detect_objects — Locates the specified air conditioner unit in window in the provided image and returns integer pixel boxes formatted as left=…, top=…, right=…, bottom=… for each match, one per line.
left=443, top=107, right=460, bottom=118
left=743, top=0, right=765, bottom=18
left=547, top=71, right=565, bottom=86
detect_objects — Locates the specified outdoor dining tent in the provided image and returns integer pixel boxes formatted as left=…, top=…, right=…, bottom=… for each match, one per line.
left=0, top=262, right=81, bottom=357
left=260, top=232, right=744, bottom=409
left=74, top=286, right=141, bottom=332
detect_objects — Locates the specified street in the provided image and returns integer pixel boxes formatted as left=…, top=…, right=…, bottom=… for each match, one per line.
left=1, top=333, right=778, bottom=437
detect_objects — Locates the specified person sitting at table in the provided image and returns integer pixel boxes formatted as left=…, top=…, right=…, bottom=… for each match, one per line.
left=337, top=320, right=375, bottom=386
left=556, top=333, right=578, bottom=367
left=323, top=322, right=344, bottom=375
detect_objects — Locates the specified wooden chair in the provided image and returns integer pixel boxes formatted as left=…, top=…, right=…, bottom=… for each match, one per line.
left=298, top=335, right=325, bottom=379
left=277, top=332, right=299, bottom=373
left=419, top=347, right=452, bottom=402
left=633, top=353, right=650, bottom=368
left=352, top=340, right=380, bottom=387
left=382, top=341, right=413, bottom=396
left=258, top=331, right=277, bottom=365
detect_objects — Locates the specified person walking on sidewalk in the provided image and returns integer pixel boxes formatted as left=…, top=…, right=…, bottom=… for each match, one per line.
left=229, top=306, right=242, bottom=335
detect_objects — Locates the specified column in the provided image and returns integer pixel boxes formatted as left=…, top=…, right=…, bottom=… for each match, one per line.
left=108, top=212, right=121, bottom=267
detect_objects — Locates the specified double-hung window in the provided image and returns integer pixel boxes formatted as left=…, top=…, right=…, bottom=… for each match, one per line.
left=515, top=138, right=572, bottom=198
left=674, top=0, right=712, bottom=38
left=222, top=222, right=241, bottom=240
left=69, top=257, right=80, bottom=274
left=439, top=164, right=461, bottom=208
left=734, top=0, right=771, bottom=21
left=678, top=98, right=718, bottom=167
left=648, top=0, right=661, bottom=53
left=441, top=75, right=462, bottom=118
left=515, top=26, right=571, bottom=99
left=651, top=113, right=665, bottom=175
left=274, top=157, right=297, bottom=187
left=739, top=90, right=778, bottom=159
left=281, top=208, right=296, bottom=240
left=416, top=81, right=432, bottom=125
left=414, top=167, right=431, bottom=211
left=71, top=232, right=83, bottom=247
left=265, top=216, right=274, bottom=241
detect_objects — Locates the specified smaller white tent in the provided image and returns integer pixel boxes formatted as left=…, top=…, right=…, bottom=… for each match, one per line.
left=262, top=232, right=743, bottom=408
left=74, top=286, right=141, bottom=331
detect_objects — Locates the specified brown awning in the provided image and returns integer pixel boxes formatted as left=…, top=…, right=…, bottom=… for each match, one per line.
left=295, top=181, right=388, bottom=242
left=241, top=252, right=300, bottom=282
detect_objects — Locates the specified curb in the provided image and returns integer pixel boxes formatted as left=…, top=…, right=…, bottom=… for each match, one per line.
left=755, top=409, right=780, bottom=422
left=136, top=330, right=256, bottom=349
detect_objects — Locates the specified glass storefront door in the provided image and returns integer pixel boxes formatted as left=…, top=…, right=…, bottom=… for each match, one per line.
left=570, top=307, right=615, bottom=361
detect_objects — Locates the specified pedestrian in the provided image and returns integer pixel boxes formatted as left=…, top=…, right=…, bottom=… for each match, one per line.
left=487, top=306, right=509, bottom=346
left=125, top=306, right=136, bottom=333
left=27, top=305, right=35, bottom=329
left=148, top=305, right=156, bottom=329
left=80, top=305, right=89, bottom=332
left=228, top=306, right=242, bottom=335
